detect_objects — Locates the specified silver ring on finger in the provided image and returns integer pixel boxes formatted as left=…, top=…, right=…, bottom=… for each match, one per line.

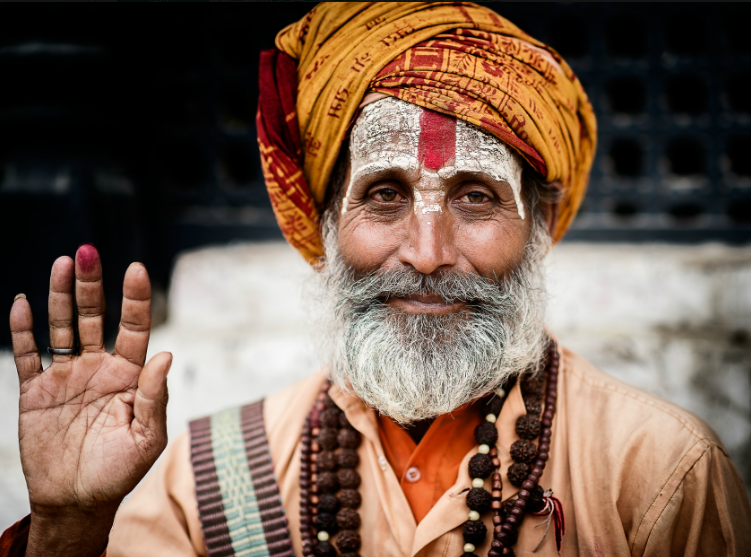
left=47, top=347, right=77, bottom=355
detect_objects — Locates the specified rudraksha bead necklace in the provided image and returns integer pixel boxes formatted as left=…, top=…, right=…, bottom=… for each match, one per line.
left=300, top=340, right=559, bottom=557
left=461, top=340, right=558, bottom=557
left=300, top=381, right=363, bottom=557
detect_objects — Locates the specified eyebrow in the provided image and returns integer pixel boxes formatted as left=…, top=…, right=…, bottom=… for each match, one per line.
left=439, top=168, right=515, bottom=189
left=349, top=162, right=518, bottom=194
left=349, top=161, right=420, bottom=185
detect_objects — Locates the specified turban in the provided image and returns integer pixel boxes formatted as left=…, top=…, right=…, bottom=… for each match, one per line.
left=257, top=2, right=597, bottom=264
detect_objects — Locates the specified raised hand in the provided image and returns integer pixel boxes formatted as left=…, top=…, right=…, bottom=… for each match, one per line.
left=9, top=245, right=172, bottom=557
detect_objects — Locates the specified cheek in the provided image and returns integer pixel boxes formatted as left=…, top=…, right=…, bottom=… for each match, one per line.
left=455, top=217, right=530, bottom=277
left=338, top=214, right=404, bottom=270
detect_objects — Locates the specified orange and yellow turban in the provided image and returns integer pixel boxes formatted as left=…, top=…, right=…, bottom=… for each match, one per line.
left=257, top=2, right=597, bottom=264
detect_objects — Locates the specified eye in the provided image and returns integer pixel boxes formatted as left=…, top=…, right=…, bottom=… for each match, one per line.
left=373, top=188, right=398, bottom=202
left=464, top=191, right=488, bottom=204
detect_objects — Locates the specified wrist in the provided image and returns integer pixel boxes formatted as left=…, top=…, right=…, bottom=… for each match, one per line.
left=26, top=505, right=118, bottom=557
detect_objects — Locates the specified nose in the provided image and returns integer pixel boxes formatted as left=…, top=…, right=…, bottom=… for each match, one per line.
left=398, top=209, right=458, bottom=274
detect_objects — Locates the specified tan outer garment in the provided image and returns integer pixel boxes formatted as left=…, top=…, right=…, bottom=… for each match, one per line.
left=109, top=346, right=751, bottom=556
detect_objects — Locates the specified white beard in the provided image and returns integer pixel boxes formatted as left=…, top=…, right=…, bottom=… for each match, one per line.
left=310, top=212, right=551, bottom=425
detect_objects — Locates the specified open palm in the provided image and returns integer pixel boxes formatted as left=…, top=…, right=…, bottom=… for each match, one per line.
left=10, top=245, right=171, bottom=515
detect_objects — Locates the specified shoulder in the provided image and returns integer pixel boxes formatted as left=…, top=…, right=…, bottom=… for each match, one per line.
left=263, top=370, right=327, bottom=477
left=264, top=369, right=327, bottom=437
left=185, top=371, right=324, bottom=481
left=561, top=346, right=724, bottom=451
left=189, top=370, right=326, bottom=476
left=558, top=346, right=738, bottom=544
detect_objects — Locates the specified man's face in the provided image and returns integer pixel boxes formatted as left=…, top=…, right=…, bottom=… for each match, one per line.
left=314, top=98, right=550, bottom=424
left=338, top=97, right=532, bottom=305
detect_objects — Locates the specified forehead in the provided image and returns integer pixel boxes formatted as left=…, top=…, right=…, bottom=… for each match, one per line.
left=350, top=97, right=521, bottom=173
left=351, top=97, right=423, bottom=159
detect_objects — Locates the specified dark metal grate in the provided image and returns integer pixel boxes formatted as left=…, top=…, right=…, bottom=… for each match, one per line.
left=147, top=3, right=751, bottom=244
left=513, top=2, right=751, bottom=243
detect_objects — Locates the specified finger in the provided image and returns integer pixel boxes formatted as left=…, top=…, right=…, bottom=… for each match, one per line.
left=10, top=294, right=43, bottom=384
left=133, top=351, right=171, bottom=443
left=113, top=263, right=151, bottom=367
left=75, top=244, right=106, bottom=352
left=48, top=256, right=76, bottom=363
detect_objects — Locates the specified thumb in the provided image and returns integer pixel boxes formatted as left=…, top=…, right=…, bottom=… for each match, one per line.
left=133, top=351, right=172, bottom=442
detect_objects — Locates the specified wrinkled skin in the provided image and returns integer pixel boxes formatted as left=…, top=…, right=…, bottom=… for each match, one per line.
left=10, top=245, right=171, bottom=557
left=338, top=99, right=556, bottom=315
left=336, top=99, right=557, bottom=439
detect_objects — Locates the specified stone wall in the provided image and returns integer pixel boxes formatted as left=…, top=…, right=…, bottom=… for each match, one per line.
left=1, top=241, right=749, bottom=527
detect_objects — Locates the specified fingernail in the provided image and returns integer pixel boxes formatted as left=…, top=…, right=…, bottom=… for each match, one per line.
left=14, top=293, right=26, bottom=301
left=128, top=261, right=145, bottom=267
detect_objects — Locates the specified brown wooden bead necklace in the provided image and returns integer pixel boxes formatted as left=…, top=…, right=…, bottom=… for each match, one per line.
left=300, top=340, right=559, bottom=557
left=462, top=340, right=559, bottom=557
left=300, top=384, right=363, bottom=557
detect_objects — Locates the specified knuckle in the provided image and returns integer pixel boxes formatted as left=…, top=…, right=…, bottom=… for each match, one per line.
left=78, top=310, right=105, bottom=318
left=76, top=277, right=102, bottom=285
left=80, top=342, right=105, bottom=352
left=120, top=320, right=150, bottom=332
left=124, top=294, right=151, bottom=303
left=49, top=284, right=73, bottom=294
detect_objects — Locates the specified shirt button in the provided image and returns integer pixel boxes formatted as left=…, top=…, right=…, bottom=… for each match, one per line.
left=378, top=455, right=388, bottom=471
left=405, top=466, right=421, bottom=483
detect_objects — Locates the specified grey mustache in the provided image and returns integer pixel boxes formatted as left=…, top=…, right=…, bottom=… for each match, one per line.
left=334, top=268, right=510, bottom=307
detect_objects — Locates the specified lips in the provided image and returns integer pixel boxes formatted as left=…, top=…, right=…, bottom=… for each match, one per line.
left=403, top=293, right=449, bottom=304
left=386, top=293, right=467, bottom=314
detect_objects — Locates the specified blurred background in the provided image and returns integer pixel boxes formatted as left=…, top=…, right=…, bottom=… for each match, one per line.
left=1, top=2, right=750, bottom=524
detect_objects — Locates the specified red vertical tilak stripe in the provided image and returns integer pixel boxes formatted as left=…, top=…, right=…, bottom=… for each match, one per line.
left=418, top=109, right=456, bottom=170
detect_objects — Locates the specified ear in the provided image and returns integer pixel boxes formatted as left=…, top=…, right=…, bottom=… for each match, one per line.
left=538, top=181, right=561, bottom=239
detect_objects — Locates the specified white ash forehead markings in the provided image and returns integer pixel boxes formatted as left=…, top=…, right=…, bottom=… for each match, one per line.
left=344, top=96, right=525, bottom=219
left=346, top=98, right=425, bottom=215
left=413, top=189, right=443, bottom=215
left=413, top=171, right=445, bottom=215
left=354, top=97, right=421, bottom=156
left=356, top=98, right=450, bottom=217
left=350, top=102, right=421, bottom=168
left=344, top=99, right=421, bottom=214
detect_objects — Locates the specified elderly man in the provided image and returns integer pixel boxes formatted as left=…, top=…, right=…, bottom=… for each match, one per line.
left=3, top=3, right=750, bottom=557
